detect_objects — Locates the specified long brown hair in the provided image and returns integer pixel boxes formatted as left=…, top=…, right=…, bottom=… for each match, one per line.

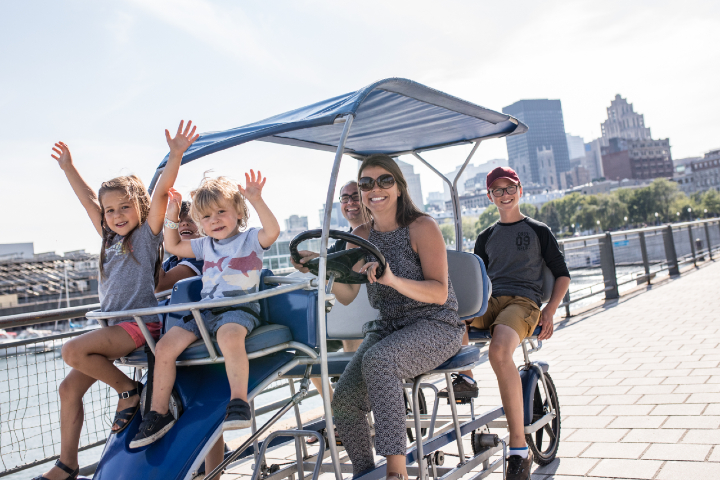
left=98, top=175, right=163, bottom=285
left=357, top=154, right=428, bottom=228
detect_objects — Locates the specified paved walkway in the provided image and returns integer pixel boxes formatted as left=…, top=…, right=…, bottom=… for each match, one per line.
left=219, top=260, right=720, bottom=480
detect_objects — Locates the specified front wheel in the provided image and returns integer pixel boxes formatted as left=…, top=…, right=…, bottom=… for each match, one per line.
left=526, top=372, right=560, bottom=465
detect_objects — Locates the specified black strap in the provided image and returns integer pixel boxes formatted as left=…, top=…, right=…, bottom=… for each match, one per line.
left=118, top=387, right=139, bottom=400
left=54, top=459, right=79, bottom=479
left=182, top=305, right=262, bottom=324
left=144, top=345, right=155, bottom=417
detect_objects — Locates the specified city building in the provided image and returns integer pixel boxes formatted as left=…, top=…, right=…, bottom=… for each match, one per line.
left=583, top=139, right=604, bottom=181
left=600, top=94, right=652, bottom=142
left=601, top=138, right=673, bottom=181
left=0, top=243, right=34, bottom=261
left=318, top=202, right=349, bottom=229
left=444, top=190, right=492, bottom=211
left=425, top=191, right=446, bottom=211
left=503, top=99, right=570, bottom=188
left=262, top=232, right=322, bottom=275
left=690, top=149, right=720, bottom=192
left=284, top=215, right=308, bottom=232
left=561, top=165, right=591, bottom=190
left=442, top=158, right=507, bottom=200
left=566, top=133, right=586, bottom=162
left=673, top=156, right=702, bottom=174
left=394, top=158, right=424, bottom=209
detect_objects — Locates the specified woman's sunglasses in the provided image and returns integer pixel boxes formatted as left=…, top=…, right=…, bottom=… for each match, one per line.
left=358, top=174, right=396, bottom=192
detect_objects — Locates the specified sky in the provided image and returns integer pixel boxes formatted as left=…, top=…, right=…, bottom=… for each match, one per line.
left=1, top=0, right=718, bottom=255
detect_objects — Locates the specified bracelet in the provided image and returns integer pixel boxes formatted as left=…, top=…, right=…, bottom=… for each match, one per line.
left=164, top=217, right=179, bottom=229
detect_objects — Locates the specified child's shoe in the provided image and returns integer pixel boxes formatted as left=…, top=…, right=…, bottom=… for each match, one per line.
left=438, top=373, right=478, bottom=404
left=222, top=398, right=252, bottom=431
left=129, top=410, right=177, bottom=448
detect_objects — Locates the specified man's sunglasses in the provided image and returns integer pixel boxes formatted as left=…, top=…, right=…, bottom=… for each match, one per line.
left=490, top=185, right=519, bottom=197
left=358, top=174, right=396, bottom=192
left=339, top=193, right=360, bottom=204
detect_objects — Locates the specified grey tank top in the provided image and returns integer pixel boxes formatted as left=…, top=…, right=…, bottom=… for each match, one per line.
left=365, top=225, right=461, bottom=331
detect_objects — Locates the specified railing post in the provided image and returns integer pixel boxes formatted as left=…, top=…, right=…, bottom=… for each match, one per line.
left=599, top=232, right=619, bottom=300
left=688, top=224, right=697, bottom=267
left=639, top=231, right=651, bottom=284
left=663, top=225, right=680, bottom=276
left=559, top=243, right=571, bottom=316
left=704, top=221, right=713, bottom=260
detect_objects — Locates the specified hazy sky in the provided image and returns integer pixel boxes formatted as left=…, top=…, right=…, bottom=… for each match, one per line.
left=1, top=0, right=718, bottom=254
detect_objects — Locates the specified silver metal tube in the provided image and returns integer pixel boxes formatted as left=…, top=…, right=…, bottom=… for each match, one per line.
left=87, top=281, right=312, bottom=321
left=288, top=378, right=309, bottom=459
left=132, top=315, right=156, bottom=355
left=450, top=141, right=481, bottom=251
left=190, top=308, right=218, bottom=361
left=317, top=114, right=354, bottom=480
left=412, top=375, right=427, bottom=480
left=444, top=372, right=466, bottom=463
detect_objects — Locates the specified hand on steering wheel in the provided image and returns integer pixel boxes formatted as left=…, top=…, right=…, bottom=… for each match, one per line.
left=359, top=261, right=395, bottom=286
left=289, top=229, right=386, bottom=284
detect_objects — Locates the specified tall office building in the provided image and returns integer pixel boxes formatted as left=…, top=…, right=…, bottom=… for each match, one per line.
left=503, top=99, right=570, bottom=188
left=394, top=158, right=424, bottom=209
left=600, top=95, right=651, bottom=143
left=566, top=134, right=586, bottom=162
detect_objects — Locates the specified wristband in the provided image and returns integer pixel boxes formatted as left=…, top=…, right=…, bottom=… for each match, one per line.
left=164, top=217, right=179, bottom=229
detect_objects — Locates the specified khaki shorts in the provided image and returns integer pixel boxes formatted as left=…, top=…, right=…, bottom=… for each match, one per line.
left=468, top=296, right=541, bottom=340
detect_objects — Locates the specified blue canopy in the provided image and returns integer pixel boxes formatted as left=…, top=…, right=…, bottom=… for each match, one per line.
left=157, top=77, right=527, bottom=169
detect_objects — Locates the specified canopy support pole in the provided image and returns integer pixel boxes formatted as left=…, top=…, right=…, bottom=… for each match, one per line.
left=413, top=140, right=480, bottom=252
left=318, top=115, right=354, bottom=480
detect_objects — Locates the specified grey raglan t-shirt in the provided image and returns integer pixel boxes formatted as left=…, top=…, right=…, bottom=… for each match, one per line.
left=98, top=221, right=163, bottom=326
left=474, top=217, right=570, bottom=306
left=190, top=228, right=268, bottom=317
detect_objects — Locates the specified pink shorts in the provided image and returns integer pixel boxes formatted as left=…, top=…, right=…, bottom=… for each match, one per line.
left=118, top=321, right=162, bottom=348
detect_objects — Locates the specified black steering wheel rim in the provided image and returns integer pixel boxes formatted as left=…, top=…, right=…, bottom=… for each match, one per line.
left=289, top=229, right=386, bottom=284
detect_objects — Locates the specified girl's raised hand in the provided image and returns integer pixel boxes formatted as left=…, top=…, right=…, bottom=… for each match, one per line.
left=238, top=170, right=266, bottom=203
left=165, top=120, right=200, bottom=155
left=51, top=142, right=73, bottom=170
left=167, top=188, right=183, bottom=219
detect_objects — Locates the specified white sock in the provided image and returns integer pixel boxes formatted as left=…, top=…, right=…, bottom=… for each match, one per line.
left=458, top=373, right=476, bottom=384
left=508, top=446, right=528, bottom=458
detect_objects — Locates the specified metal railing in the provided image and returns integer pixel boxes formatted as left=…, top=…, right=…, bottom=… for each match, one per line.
left=0, top=219, right=718, bottom=477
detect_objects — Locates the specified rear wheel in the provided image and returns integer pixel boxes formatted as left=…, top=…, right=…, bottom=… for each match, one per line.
left=405, top=388, right=427, bottom=442
left=525, top=372, right=560, bottom=465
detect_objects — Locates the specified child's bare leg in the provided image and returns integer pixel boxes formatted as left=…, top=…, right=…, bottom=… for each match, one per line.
left=61, top=326, right=139, bottom=430
left=311, top=377, right=333, bottom=402
left=217, top=323, right=249, bottom=400
left=151, top=327, right=199, bottom=414
left=487, top=325, right=524, bottom=448
left=205, top=436, right=225, bottom=476
left=40, top=369, right=96, bottom=480
left=342, top=340, right=362, bottom=352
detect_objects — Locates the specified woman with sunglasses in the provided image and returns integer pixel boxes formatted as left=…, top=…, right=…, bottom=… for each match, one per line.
left=329, top=154, right=465, bottom=480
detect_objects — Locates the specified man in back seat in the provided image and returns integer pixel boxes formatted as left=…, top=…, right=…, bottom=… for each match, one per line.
left=452, top=167, right=570, bottom=480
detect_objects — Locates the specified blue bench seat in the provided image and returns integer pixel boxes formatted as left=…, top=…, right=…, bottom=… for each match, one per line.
left=124, top=323, right=293, bottom=363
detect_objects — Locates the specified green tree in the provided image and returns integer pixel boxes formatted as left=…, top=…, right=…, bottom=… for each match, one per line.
left=649, top=178, right=679, bottom=222
left=597, top=195, right=629, bottom=230
left=627, top=186, right=654, bottom=223
left=552, top=193, right=586, bottom=228
left=462, top=216, right=478, bottom=242
left=475, top=205, right=499, bottom=233
left=700, top=189, right=720, bottom=216
left=439, top=223, right=455, bottom=245
left=539, top=201, right=562, bottom=232
left=519, top=203, right=538, bottom=218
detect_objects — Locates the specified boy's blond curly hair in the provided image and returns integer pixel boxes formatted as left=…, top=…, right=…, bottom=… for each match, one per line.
left=190, top=175, right=249, bottom=235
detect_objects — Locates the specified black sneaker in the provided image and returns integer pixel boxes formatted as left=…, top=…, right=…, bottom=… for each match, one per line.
left=129, top=410, right=176, bottom=448
left=506, top=450, right=534, bottom=480
left=438, top=373, right=478, bottom=404
left=222, top=398, right=252, bottom=431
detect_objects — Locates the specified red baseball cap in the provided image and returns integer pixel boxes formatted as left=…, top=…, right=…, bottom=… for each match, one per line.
left=486, top=167, right=520, bottom=189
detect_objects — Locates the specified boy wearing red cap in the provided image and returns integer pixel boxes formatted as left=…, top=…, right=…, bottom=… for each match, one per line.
left=450, top=167, right=570, bottom=479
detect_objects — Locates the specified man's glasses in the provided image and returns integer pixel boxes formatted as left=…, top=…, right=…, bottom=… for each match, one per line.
left=490, top=185, right=519, bottom=197
left=339, top=193, right=360, bottom=204
left=358, top=174, right=396, bottom=192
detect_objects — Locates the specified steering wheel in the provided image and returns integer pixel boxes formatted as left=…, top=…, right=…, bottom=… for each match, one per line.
left=289, top=229, right=386, bottom=284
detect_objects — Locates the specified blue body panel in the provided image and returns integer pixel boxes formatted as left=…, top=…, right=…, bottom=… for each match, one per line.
left=94, top=352, right=294, bottom=480
left=520, top=361, right=550, bottom=426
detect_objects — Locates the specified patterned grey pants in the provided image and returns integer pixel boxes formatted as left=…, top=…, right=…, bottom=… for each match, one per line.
left=332, top=319, right=464, bottom=475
